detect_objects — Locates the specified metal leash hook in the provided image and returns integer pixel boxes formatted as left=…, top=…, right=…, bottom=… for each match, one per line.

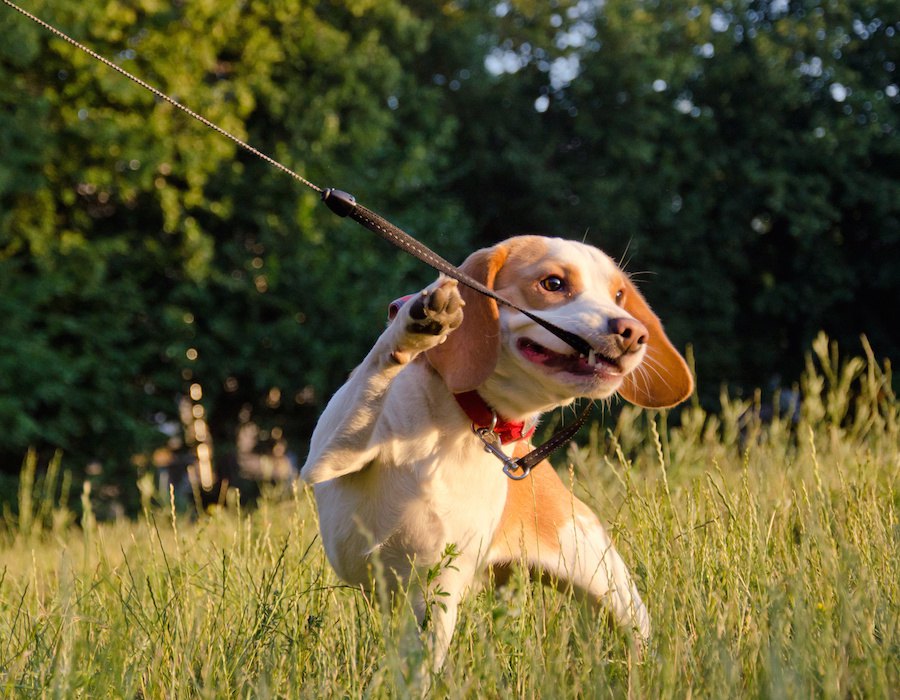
left=472, top=417, right=532, bottom=481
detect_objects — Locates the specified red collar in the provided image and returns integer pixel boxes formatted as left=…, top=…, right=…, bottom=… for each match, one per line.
left=453, top=391, right=536, bottom=445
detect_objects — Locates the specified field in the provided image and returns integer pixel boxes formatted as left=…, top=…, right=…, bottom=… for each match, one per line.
left=1, top=335, right=897, bottom=698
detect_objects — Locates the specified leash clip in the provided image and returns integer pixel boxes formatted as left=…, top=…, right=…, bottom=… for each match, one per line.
left=473, top=417, right=531, bottom=481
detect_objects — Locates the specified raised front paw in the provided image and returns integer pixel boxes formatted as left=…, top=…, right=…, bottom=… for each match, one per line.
left=407, top=279, right=464, bottom=336
left=392, top=278, right=464, bottom=361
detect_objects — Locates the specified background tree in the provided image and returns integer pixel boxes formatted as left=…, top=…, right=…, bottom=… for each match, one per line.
left=0, top=0, right=897, bottom=506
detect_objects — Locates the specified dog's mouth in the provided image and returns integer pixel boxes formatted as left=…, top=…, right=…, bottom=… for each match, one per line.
left=516, top=338, right=622, bottom=378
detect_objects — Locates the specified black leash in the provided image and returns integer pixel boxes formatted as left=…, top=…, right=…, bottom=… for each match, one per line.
left=2, top=0, right=592, bottom=358
left=3, top=0, right=595, bottom=474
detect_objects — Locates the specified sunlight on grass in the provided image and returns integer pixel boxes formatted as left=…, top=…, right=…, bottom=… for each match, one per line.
left=1, top=334, right=897, bottom=697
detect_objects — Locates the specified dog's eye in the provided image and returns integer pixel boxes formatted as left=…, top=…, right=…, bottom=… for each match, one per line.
left=540, top=275, right=565, bottom=293
left=615, top=289, right=626, bottom=306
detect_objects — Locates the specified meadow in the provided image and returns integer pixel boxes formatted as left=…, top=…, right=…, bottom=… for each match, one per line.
left=1, top=333, right=897, bottom=699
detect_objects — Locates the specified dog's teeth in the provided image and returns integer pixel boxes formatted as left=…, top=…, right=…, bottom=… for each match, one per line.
left=588, top=350, right=596, bottom=365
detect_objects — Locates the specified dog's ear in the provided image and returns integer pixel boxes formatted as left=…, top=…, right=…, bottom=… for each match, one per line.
left=426, top=244, right=508, bottom=393
left=617, top=276, right=693, bottom=408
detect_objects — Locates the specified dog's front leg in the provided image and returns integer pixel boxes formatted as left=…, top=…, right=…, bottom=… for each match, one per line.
left=300, top=278, right=463, bottom=484
left=410, top=561, right=473, bottom=673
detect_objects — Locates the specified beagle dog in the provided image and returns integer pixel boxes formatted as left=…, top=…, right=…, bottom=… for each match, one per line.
left=301, top=235, right=693, bottom=668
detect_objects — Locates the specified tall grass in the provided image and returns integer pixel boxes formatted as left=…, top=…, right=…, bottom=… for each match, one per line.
left=0, top=333, right=897, bottom=698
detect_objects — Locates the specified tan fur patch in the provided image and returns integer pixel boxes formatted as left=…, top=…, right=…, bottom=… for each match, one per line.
left=493, top=237, right=587, bottom=311
left=491, top=442, right=578, bottom=560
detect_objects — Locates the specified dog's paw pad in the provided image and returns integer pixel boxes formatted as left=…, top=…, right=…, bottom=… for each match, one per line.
left=404, top=281, right=463, bottom=339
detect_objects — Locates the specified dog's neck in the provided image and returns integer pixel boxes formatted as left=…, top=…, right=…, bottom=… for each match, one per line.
left=475, top=351, right=578, bottom=421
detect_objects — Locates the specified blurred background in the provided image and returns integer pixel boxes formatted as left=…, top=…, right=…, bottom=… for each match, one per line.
left=0, top=0, right=897, bottom=514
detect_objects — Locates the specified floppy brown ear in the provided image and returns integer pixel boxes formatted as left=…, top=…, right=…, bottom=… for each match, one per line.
left=426, top=244, right=508, bottom=393
left=618, top=276, right=694, bottom=408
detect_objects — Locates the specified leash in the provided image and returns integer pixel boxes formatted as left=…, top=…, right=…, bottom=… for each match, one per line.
left=321, top=189, right=594, bottom=357
left=4, top=0, right=595, bottom=476
left=2, top=0, right=592, bottom=358
left=1, top=0, right=322, bottom=194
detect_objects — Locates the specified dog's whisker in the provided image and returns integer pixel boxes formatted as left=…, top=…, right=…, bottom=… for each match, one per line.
left=633, top=365, right=656, bottom=399
left=640, top=353, right=675, bottom=381
left=624, top=270, right=657, bottom=283
left=641, top=346, right=680, bottom=381
left=636, top=358, right=676, bottom=393
left=617, top=237, right=635, bottom=273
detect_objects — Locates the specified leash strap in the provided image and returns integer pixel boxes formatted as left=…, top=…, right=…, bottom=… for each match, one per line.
left=512, top=402, right=593, bottom=474
left=323, top=189, right=595, bottom=358
left=2, top=0, right=593, bottom=359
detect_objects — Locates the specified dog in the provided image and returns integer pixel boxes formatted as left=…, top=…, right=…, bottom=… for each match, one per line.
left=300, top=235, right=693, bottom=669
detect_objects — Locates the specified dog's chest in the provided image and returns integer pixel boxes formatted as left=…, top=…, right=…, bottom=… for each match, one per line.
left=380, top=432, right=510, bottom=553
left=379, top=372, right=512, bottom=553
left=316, top=432, right=510, bottom=585
left=313, top=361, right=517, bottom=584
left=414, top=438, right=509, bottom=536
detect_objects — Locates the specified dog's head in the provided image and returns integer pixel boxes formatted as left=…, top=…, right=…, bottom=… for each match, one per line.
left=426, top=236, right=693, bottom=414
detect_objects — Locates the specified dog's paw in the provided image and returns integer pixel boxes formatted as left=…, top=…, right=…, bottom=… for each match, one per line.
left=392, top=279, right=463, bottom=361
left=407, top=280, right=464, bottom=336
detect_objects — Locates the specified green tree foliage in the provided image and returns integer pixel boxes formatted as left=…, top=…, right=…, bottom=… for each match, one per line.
left=0, top=0, right=472, bottom=483
left=435, top=0, right=899, bottom=390
left=0, top=0, right=897, bottom=490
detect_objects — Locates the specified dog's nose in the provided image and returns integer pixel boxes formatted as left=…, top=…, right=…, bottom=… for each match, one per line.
left=608, top=317, right=649, bottom=354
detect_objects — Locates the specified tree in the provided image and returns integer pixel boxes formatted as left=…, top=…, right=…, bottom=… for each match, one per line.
left=0, top=0, right=896, bottom=501
left=0, top=0, right=475, bottom=489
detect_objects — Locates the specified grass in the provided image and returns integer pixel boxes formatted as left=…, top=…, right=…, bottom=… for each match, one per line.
left=1, top=333, right=898, bottom=698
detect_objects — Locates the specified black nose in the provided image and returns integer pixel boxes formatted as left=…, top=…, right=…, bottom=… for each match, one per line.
left=608, top=317, right=649, bottom=354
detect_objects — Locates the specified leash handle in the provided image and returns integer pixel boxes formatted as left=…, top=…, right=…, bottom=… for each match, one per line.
left=322, top=189, right=595, bottom=358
